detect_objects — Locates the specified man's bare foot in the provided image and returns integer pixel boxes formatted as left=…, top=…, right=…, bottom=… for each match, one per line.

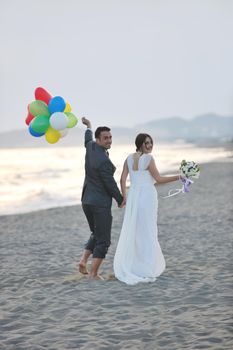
left=78, top=261, right=88, bottom=275
left=89, top=274, right=104, bottom=280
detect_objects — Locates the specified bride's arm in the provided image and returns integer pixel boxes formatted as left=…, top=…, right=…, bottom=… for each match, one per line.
left=148, top=157, right=179, bottom=184
left=120, top=160, right=129, bottom=199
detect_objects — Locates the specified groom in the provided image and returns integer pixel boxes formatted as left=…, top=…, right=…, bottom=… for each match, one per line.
left=79, top=117, right=125, bottom=279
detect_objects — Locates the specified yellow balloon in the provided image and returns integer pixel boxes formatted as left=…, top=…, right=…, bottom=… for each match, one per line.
left=64, top=102, right=72, bottom=113
left=45, top=127, right=60, bottom=144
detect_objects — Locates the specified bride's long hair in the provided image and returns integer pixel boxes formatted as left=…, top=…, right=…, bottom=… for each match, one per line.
left=135, top=133, right=153, bottom=152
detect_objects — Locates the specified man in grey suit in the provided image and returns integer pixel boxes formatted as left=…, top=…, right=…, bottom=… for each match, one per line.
left=79, top=117, right=124, bottom=279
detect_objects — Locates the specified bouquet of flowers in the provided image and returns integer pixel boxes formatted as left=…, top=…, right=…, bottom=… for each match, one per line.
left=163, top=160, right=200, bottom=198
left=179, top=160, right=200, bottom=193
left=180, top=160, right=200, bottom=179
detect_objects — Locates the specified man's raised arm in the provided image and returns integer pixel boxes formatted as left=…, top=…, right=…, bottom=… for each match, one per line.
left=82, top=117, right=93, bottom=147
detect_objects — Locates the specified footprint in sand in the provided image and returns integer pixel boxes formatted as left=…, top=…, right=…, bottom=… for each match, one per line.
left=63, top=273, right=87, bottom=282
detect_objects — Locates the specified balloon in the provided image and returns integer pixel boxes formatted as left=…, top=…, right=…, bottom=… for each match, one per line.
left=45, top=127, right=61, bottom=144
left=59, top=129, right=69, bottom=138
left=65, top=112, right=78, bottom=128
left=35, top=87, right=52, bottom=105
left=25, top=112, right=34, bottom=125
left=48, top=96, right=66, bottom=114
left=64, top=102, right=71, bottom=113
left=29, top=100, right=50, bottom=117
left=29, top=124, right=44, bottom=137
left=26, top=88, right=77, bottom=145
left=49, top=112, right=68, bottom=130
left=30, top=115, right=50, bottom=133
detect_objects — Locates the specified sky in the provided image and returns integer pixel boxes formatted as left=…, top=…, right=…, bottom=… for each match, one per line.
left=1, top=0, right=233, bottom=132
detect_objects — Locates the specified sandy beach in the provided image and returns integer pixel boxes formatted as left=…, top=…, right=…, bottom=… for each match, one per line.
left=0, top=161, right=232, bottom=350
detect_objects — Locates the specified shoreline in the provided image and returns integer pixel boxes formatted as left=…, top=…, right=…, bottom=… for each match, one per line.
left=1, top=158, right=232, bottom=218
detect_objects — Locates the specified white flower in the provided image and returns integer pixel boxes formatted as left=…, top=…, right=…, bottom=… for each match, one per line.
left=180, top=160, right=200, bottom=179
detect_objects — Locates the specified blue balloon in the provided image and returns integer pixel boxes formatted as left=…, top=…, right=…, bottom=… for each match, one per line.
left=48, top=96, right=66, bottom=114
left=29, top=124, right=44, bottom=137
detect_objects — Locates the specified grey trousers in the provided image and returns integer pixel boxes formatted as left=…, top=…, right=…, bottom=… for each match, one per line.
left=82, top=204, right=113, bottom=259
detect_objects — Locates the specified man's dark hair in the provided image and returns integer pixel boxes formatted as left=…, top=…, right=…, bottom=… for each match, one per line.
left=95, top=126, right=111, bottom=139
left=135, top=133, right=153, bottom=152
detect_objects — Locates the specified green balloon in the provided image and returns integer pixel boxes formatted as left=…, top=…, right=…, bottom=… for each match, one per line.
left=29, top=100, right=50, bottom=117
left=31, top=115, right=50, bottom=133
left=65, top=112, right=78, bottom=128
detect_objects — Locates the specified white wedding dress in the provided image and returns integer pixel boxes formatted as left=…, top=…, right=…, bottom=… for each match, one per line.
left=113, top=153, right=166, bottom=285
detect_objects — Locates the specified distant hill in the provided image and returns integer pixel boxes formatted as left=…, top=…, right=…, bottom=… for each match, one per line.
left=134, top=114, right=233, bottom=141
left=0, top=128, right=84, bottom=148
left=0, top=114, right=233, bottom=148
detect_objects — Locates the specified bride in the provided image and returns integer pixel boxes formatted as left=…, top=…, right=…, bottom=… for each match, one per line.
left=113, top=133, right=180, bottom=285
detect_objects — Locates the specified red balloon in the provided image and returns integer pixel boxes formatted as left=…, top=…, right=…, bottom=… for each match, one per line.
left=35, top=87, right=52, bottom=105
left=25, top=112, right=34, bottom=125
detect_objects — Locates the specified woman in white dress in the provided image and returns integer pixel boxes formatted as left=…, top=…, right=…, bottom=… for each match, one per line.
left=113, top=133, right=180, bottom=285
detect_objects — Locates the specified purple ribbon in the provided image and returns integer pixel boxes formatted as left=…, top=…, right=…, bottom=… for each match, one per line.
left=180, top=177, right=193, bottom=193
left=162, top=177, right=194, bottom=199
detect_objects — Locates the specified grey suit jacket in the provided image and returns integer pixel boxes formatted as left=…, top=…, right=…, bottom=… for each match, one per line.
left=81, top=129, right=123, bottom=207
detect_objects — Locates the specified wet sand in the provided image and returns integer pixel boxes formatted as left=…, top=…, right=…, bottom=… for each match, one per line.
left=0, top=162, right=232, bottom=349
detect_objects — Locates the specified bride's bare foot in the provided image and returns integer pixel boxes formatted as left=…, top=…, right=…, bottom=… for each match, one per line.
left=78, top=261, right=88, bottom=275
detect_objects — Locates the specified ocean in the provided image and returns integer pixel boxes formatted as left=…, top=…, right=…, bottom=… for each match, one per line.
left=0, top=142, right=231, bottom=216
